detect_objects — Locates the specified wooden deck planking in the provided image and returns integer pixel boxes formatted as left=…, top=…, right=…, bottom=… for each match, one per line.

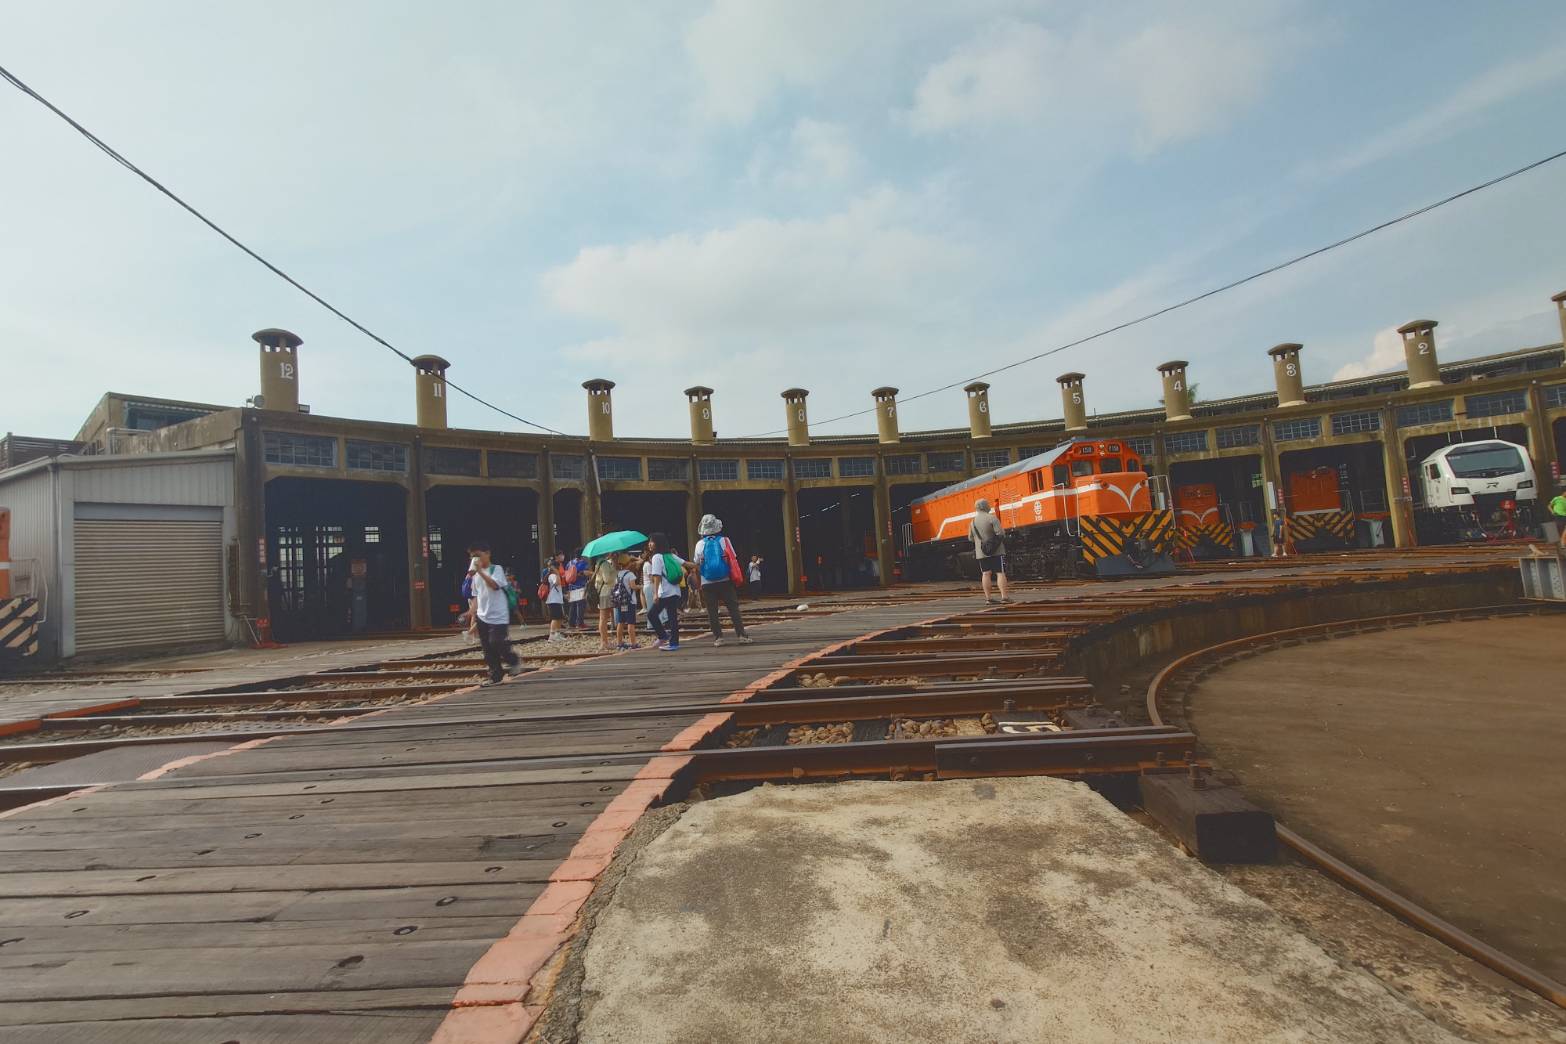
left=0, top=593, right=982, bottom=1037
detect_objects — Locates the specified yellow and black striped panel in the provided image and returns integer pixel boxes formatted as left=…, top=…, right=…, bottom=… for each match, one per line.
left=0, top=596, right=40, bottom=659
left=1173, top=525, right=1200, bottom=551
left=1205, top=521, right=1236, bottom=550
left=1289, top=510, right=1354, bottom=544
left=1080, top=512, right=1176, bottom=562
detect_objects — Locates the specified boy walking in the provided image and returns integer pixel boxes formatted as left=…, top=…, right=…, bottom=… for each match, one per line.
left=466, top=542, right=521, bottom=685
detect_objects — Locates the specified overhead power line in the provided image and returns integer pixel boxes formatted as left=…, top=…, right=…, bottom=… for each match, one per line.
left=749, top=145, right=1566, bottom=438
left=0, top=61, right=568, bottom=436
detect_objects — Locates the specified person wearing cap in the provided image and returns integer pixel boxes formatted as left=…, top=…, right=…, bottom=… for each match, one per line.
left=968, top=499, right=1010, bottom=604
left=692, top=513, right=753, bottom=647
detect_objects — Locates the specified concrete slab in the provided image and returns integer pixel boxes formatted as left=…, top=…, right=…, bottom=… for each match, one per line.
left=576, top=778, right=1463, bottom=1044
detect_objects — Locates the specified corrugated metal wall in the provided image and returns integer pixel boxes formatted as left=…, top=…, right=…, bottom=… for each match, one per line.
left=0, top=452, right=238, bottom=661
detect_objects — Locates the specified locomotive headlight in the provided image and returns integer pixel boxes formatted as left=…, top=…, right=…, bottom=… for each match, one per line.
left=1518, top=479, right=1534, bottom=489
left=1450, top=486, right=1470, bottom=494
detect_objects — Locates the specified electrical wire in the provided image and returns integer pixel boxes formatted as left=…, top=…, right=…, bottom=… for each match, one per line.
left=0, top=61, right=569, bottom=436
left=748, top=146, right=1566, bottom=437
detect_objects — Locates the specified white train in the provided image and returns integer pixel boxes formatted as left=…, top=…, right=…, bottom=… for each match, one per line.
left=1414, top=439, right=1538, bottom=542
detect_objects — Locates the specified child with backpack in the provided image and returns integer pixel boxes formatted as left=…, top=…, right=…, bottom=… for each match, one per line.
left=692, top=514, right=752, bottom=647
left=642, top=533, right=686, bottom=652
left=611, top=552, right=642, bottom=650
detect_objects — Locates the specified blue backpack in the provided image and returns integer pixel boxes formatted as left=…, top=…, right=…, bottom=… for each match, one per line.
left=699, top=537, right=730, bottom=583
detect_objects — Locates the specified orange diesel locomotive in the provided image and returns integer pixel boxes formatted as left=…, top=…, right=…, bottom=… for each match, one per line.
left=905, top=439, right=1177, bottom=580
left=1172, top=482, right=1236, bottom=558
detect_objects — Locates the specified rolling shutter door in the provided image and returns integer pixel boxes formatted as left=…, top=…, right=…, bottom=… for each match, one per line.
left=74, top=518, right=225, bottom=654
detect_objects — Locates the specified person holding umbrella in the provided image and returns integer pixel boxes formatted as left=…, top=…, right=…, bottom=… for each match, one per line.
left=581, top=530, right=649, bottom=650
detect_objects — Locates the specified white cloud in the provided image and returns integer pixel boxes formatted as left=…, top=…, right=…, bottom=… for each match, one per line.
left=545, top=188, right=970, bottom=347
left=905, top=19, right=1057, bottom=133
left=1332, top=326, right=1405, bottom=380
left=749, top=118, right=864, bottom=188
left=540, top=189, right=976, bottom=433
left=905, top=5, right=1293, bottom=153
left=1299, top=42, right=1566, bottom=182
left=685, top=0, right=889, bottom=124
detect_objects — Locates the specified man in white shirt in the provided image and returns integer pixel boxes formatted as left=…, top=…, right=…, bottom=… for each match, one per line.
left=466, top=542, right=521, bottom=684
left=642, top=532, right=686, bottom=651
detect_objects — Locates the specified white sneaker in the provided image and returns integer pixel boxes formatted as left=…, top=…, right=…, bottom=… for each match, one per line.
left=713, top=637, right=726, bottom=647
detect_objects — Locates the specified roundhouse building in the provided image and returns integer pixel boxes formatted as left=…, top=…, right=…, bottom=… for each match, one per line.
left=3, top=294, right=1565, bottom=659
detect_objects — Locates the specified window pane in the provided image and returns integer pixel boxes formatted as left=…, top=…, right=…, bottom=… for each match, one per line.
left=1215, top=425, right=1259, bottom=449
left=697, top=459, right=740, bottom=481
left=837, top=457, right=876, bottom=478
left=793, top=458, right=831, bottom=479
left=1330, top=410, right=1381, bottom=436
left=427, top=447, right=481, bottom=476
left=746, top=458, right=785, bottom=480
left=1464, top=390, right=1526, bottom=419
left=487, top=450, right=539, bottom=479
left=647, top=457, right=690, bottom=481
left=263, top=432, right=337, bottom=468
left=972, top=448, right=1011, bottom=470
left=1162, top=431, right=1207, bottom=455
left=345, top=440, right=405, bottom=472
left=550, top=454, right=586, bottom=480
left=1395, top=400, right=1453, bottom=427
left=925, top=451, right=965, bottom=472
left=885, top=454, right=922, bottom=475
left=1271, top=417, right=1321, bottom=442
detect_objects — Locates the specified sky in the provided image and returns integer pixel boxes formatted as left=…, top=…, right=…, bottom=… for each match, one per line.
left=4, top=1, right=1565, bottom=443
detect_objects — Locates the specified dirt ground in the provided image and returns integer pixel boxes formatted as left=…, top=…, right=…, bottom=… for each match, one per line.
left=1187, top=615, right=1566, bottom=984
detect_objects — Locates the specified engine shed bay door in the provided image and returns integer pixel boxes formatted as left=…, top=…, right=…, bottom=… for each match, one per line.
left=73, top=514, right=225, bottom=655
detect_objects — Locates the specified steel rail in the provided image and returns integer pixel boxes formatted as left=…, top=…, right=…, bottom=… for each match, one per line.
left=1144, top=600, right=1566, bottom=1011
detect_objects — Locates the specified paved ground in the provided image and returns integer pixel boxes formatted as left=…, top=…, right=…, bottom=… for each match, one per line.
left=574, top=777, right=1467, bottom=1044
left=1188, top=615, right=1566, bottom=983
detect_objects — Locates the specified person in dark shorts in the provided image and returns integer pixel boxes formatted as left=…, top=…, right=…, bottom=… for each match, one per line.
left=465, top=542, right=521, bottom=685
left=968, top=498, right=1010, bottom=604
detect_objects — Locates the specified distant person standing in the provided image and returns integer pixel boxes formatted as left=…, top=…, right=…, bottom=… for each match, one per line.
left=591, top=554, right=618, bottom=652
left=1271, top=508, right=1289, bottom=558
left=693, top=514, right=752, bottom=646
left=643, top=533, right=686, bottom=652
left=968, top=499, right=1010, bottom=604
left=748, top=555, right=764, bottom=595
left=466, top=542, right=521, bottom=685
left=543, top=559, right=566, bottom=641
left=566, top=548, right=590, bottom=631
left=1550, top=490, right=1566, bottom=547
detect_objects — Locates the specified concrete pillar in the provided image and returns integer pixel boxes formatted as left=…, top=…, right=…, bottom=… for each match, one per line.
left=582, top=454, right=603, bottom=543
left=686, top=462, right=702, bottom=557
left=406, top=435, right=431, bottom=628
left=1057, top=373, right=1087, bottom=432
left=253, top=328, right=302, bottom=413
left=1257, top=418, right=1284, bottom=553
left=782, top=388, right=810, bottom=447
left=873, top=387, right=900, bottom=445
left=1397, top=320, right=1441, bottom=389
left=783, top=465, right=803, bottom=596
left=685, top=387, right=715, bottom=445
left=1267, top=343, right=1305, bottom=408
left=236, top=415, right=269, bottom=643
left=1379, top=406, right=1415, bottom=548
left=1553, top=291, right=1566, bottom=347
left=537, top=448, right=555, bottom=569
left=1158, top=361, right=1192, bottom=422
left=964, top=382, right=993, bottom=439
left=583, top=379, right=615, bottom=441
left=1526, top=383, right=1558, bottom=497
left=413, top=355, right=450, bottom=429
left=872, top=467, right=894, bottom=588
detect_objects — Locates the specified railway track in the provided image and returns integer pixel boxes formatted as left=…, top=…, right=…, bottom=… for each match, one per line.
left=1144, top=599, right=1566, bottom=1009
left=0, top=545, right=1550, bottom=1039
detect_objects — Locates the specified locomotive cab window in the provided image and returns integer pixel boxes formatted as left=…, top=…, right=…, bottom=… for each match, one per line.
left=1126, top=457, right=1140, bottom=472
left=1052, top=464, right=1070, bottom=487
left=1028, top=470, right=1046, bottom=494
left=1100, top=457, right=1121, bottom=473
left=1071, top=460, right=1094, bottom=478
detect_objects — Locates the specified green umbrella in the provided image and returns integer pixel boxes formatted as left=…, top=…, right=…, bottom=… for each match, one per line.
left=582, top=530, right=648, bottom=558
